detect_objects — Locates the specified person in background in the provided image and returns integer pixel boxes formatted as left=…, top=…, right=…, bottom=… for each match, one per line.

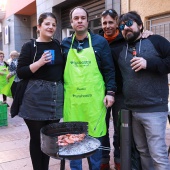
left=7, top=54, right=12, bottom=64
left=0, top=50, right=9, bottom=105
left=16, top=12, right=64, bottom=170
left=99, top=9, right=125, bottom=170
left=113, top=11, right=170, bottom=170
left=6, top=50, right=20, bottom=98
left=61, top=6, right=116, bottom=170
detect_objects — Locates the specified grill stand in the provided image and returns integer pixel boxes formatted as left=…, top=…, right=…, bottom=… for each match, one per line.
left=59, top=157, right=92, bottom=170
left=60, top=159, right=65, bottom=170
left=120, top=109, right=132, bottom=170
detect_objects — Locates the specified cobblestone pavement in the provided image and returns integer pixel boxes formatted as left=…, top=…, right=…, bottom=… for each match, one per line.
left=0, top=97, right=170, bottom=170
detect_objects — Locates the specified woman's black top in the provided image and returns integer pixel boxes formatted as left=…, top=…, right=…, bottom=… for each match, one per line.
left=17, top=39, right=64, bottom=82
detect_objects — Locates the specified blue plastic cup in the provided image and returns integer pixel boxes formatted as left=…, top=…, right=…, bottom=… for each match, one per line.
left=44, top=49, right=55, bottom=65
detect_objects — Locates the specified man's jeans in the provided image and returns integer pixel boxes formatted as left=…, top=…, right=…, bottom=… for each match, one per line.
left=70, top=137, right=102, bottom=170
left=132, top=111, right=170, bottom=170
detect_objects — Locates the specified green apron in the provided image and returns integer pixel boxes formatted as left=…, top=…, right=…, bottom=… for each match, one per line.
left=1, top=76, right=14, bottom=97
left=64, top=33, right=106, bottom=137
left=0, top=66, right=8, bottom=94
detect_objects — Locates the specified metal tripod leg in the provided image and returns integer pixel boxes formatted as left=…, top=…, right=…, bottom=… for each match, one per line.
left=120, top=109, right=132, bottom=170
left=60, top=159, right=65, bottom=170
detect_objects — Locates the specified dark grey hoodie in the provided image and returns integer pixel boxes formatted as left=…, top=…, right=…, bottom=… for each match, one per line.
left=112, top=35, right=170, bottom=112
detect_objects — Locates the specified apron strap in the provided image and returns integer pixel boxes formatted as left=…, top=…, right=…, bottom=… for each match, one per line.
left=70, top=32, right=92, bottom=48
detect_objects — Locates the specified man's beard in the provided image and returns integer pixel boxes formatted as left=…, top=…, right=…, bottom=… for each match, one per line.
left=124, top=29, right=141, bottom=43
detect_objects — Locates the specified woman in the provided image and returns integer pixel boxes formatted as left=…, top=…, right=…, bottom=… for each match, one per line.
left=16, top=12, right=64, bottom=170
left=6, top=50, right=20, bottom=98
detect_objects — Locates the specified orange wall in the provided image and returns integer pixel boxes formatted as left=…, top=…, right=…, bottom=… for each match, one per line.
left=5, top=0, right=35, bottom=18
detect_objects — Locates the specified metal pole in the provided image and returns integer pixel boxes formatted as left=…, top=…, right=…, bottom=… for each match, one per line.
left=120, top=109, right=132, bottom=170
left=60, top=159, right=65, bottom=170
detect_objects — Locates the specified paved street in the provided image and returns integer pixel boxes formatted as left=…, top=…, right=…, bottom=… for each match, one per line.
left=0, top=97, right=115, bottom=170
left=0, top=97, right=170, bottom=170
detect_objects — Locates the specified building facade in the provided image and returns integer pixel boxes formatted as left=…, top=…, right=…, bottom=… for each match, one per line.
left=121, top=0, right=170, bottom=42
left=0, top=0, right=120, bottom=58
left=0, top=0, right=170, bottom=58
left=0, top=0, right=36, bottom=58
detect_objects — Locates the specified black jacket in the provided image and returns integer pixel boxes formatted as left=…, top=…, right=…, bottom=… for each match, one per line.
left=17, top=39, right=64, bottom=82
left=99, top=29, right=126, bottom=94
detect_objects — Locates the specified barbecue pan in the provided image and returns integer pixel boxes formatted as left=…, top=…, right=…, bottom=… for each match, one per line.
left=40, top=122, right=101, bottom=160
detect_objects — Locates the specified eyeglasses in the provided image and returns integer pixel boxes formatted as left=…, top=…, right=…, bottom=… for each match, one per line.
left=77, top=42, right=84, bottom=53
left=119, top=20, right=133, bottom=31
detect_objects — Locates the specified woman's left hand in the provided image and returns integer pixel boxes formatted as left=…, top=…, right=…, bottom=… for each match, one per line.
left=38, top=51, right=52, bottom=66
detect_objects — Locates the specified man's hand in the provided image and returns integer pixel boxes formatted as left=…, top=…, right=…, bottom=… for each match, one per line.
left=104, top=95, right=115, bottom=108
left=130, top=57, right=147, bottom=72
left=2, top=68, right=7, bottom=71
left=6, top=74, right=12, bottom=79
left=141, top=30, right=153, bottom=38
left=0, top=72, right=5, bottom=75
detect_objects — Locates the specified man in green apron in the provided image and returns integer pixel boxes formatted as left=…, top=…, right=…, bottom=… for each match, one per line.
left=61, top=6, right=116, bottom=170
